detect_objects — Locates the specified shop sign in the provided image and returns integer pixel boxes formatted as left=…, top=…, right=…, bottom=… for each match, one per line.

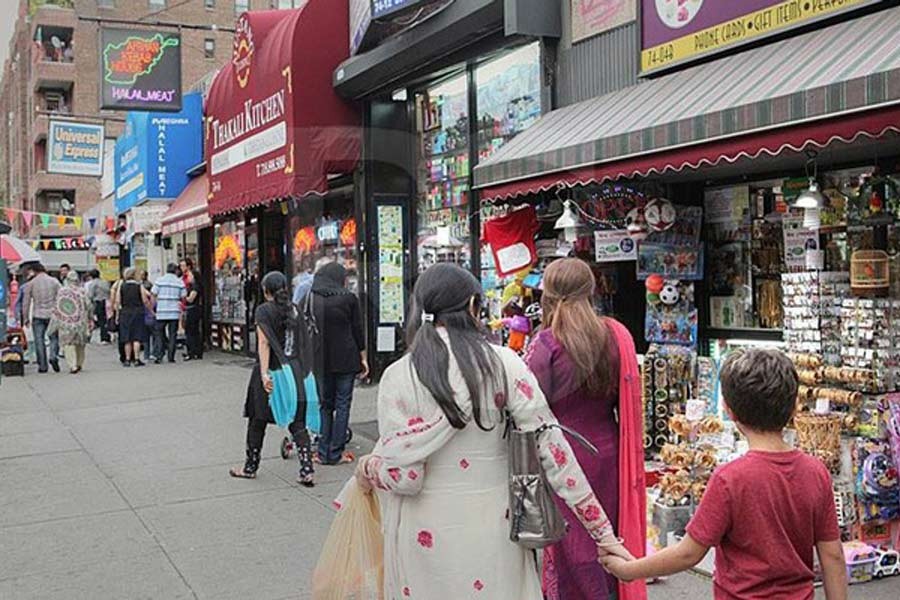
left=96, top=257, right=120, bottom=282
left=130, top=203, right=169, bottom=234
left=782, top=215, right=819, bottom=269
left=377, top=204, right=405, bottom=325
left=93, top=234, right=120, bottom=258
left=594, top=229, right=637, bottom=262
left=317, top=221, right=340, bottom=243
left=100, top=28, right=182, bottom=111
left=46, top=121, right=105, bottom=177
left=115, top=93, right=203, bottom=214
left=704, top=186, right=748, bottom=224
left=349, top=0, right=372, bottom=55
left=371, top=0, right=427, bottom=19
left=572, top=0, right=636, bottom=43
left=640, top=0, right=881, bottom=74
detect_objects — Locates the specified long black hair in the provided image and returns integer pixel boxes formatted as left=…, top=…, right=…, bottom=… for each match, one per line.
left=407, top=263, right=503, bottom=431
left=261, top=271, right=297, bottom=328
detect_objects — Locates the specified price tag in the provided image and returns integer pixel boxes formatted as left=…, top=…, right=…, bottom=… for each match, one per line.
left=814, top=398, right=831, bottom=414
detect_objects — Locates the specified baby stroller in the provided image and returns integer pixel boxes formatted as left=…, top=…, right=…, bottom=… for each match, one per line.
left=1, top=328, right=28, bottom=377
left=281, top=428, right=353, bottom=460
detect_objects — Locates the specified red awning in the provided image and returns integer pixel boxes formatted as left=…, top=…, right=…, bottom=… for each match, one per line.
left=205, top=3, right=360, bottom=216
left=478, top=106, right=900, bottom=202
left=161, top=176, right=210, bottom=236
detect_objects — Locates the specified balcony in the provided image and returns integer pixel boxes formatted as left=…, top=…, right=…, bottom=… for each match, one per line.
left=30, top=3, right=77, bottom=36
left=32, top=57, right=75, bottom=92
left=30, top=171, right=75, bottom=197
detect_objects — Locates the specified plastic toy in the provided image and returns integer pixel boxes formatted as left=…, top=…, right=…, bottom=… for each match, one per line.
left=873, top=547, right=900, bottom=579
left=843, top=541, right=879, bottom=584
left=491, top=314, right=531, bottom=353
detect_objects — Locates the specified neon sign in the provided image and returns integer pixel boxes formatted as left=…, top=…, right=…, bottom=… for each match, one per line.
left=100, top=28, right=182, bottom=112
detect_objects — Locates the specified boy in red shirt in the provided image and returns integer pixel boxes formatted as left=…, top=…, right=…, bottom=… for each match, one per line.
left=603, top=348, right=847, bottom=600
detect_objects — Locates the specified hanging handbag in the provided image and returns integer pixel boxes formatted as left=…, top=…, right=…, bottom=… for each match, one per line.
left=506, top=415, right=598, bottom=549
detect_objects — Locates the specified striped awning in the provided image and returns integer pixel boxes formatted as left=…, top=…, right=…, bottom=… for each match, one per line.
left=474, top=6, right=900, bottom=200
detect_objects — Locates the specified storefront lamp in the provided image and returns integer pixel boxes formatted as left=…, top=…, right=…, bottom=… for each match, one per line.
left=555, top=200, right=581, bottom=242
left=792, top=178, right=828, bottom=209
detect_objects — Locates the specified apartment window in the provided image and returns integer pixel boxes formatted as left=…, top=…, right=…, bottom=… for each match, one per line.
left=205, top=0, right=215, bottom=8
left=98, top=0, right=115, bottom=8
left=272, top=0, right=302, bottom=7
left=235, top=0, right=249, bottom=15
left=204, top=39, right=215, bottom=59
left=149, top=0, right=166, bottom=8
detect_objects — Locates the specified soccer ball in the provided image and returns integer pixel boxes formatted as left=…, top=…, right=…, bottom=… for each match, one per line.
left=645, top=198, right=677, bottom=232
left=659, top=283, right=680, bottom=305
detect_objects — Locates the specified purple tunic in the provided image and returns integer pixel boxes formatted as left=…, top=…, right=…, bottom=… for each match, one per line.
left=526, top=328, right=619, bottom=600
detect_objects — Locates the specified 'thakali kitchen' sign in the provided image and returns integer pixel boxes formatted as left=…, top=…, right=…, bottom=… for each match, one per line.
left=100, top=28, right=182, bottom=111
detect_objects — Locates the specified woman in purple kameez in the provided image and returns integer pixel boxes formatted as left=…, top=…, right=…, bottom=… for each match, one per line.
left=525, top=259, right=647, bottom=600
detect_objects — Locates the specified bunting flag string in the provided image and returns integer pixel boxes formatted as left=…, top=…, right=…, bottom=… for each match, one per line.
left=0, top=206, right=110, bottom=232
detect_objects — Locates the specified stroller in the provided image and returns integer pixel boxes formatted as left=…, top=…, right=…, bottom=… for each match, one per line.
left=1, top=328, right=28, bottom=377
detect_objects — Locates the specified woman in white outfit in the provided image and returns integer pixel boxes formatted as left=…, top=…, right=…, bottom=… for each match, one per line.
left=354, top=263, right=630, bottom=599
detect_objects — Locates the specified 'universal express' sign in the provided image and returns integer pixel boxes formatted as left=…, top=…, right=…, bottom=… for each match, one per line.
left=100, top=28, right=182, bottom=112
left=641, top=0, right=882, bottom=74
left=47, top=120, right=105, bottom=177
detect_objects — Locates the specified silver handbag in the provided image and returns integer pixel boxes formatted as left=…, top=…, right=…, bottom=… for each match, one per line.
left=506, top=417, right=598, bottom=549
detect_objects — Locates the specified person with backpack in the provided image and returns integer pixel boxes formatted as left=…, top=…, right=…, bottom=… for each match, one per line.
left=230, top=271, right=315, bottom=487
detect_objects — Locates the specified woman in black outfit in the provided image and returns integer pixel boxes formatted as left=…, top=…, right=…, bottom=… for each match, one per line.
left=309, top=262, right=368, bottom=465
left=117, top=268, right=154, bottom=367
left=183, top=267, right=203, bottom=361
left=230, top=271, right=315, bottom=487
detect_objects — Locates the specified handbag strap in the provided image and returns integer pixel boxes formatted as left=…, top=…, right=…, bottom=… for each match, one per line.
left=504, top=411, right=599, bottom=455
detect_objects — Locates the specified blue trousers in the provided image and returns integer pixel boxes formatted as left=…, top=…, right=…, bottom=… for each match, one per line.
left=31, top=318, right=59, bottom=372
left=317, top=372, right=356, bottom=464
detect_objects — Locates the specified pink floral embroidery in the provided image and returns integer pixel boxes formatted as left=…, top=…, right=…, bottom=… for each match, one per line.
left=459, top=458, right=470, bottom=470
left=388, top=467, right=402, bottom=483
left=407, top=416, right=425, bottom=426
left=549, top=443, right=568, bottom=467
left=408, top=469, right=419, bottom=481
left=516, top=378, right=534, bottom=401
left=494, top=392, right=507, bottom=409
left=402, top=587, right=410, bottom=597
left=566, top=477, right=576, bottom=489
left=473, top=580, right=484, bottom=592
left=577, top=502, right=602, bottom=522
left=417, top=530, right=434, bottom=549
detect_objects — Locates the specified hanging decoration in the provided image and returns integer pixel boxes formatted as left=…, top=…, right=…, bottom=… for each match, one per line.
left=644, top=197, right=677, bottom=232
left=215, top=235, right=243, bottom=269
left=339, top=218, right=357, bottom=247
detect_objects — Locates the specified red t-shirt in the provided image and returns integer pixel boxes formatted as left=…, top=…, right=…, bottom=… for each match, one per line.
left=482, top=206, right=539, bottom=277
left=686, top=450, right=841, bottom=600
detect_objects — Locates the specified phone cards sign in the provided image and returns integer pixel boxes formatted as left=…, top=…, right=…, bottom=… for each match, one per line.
left=47, top=121, right=105, bottom=177
left=100, top=28, right=182, bottom=111
left=595, top=229, right=637, bottom=262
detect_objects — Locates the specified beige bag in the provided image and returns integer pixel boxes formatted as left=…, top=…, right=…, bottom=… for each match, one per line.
left=312, top=480, right=384, bottom=600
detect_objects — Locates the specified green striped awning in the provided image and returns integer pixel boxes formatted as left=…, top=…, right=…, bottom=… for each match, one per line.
left=474, top=5, right=900, bottom=197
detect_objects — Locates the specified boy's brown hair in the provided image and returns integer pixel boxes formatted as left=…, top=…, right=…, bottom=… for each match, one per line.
left=719, top=349, right=798, bottom=432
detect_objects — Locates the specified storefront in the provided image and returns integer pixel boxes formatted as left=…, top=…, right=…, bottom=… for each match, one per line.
left=333, top=0, right=559, bottom=372
left=160, top=170, right=209, bottom=269
left=205, top=4, right=360, bottom=354
left=469, top=5, right=900, bottom=561
left=114, top=93, right=204, bottom=280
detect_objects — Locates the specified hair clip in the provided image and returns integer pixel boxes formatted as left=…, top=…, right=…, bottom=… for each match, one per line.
left=422, top=312, right=435, bottom=323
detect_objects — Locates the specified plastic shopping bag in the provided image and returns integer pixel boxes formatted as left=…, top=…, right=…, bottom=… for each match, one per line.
left=312, top=479, right=384, bottom=600
left=268, top=364, right=298, bottom=428
left=305, top=373, right=321, bottom=434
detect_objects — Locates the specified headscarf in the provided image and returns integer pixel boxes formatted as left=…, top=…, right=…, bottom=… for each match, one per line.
left=64, top=271, right=80, bottom=287
left=311, top=262, right=352, bottom=297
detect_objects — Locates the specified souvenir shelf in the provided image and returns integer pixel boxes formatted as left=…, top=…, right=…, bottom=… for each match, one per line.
left=782, top=272, right=849, bottom=363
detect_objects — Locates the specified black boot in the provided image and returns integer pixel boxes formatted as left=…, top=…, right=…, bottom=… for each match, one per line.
left=229, top=447, right=261, bottom=479
left=294, top=430, right=315, bottom=487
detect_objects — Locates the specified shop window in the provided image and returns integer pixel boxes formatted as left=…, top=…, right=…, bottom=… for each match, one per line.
left=205, top=0, right=215, bottom=8
left=149, top=0, right=166, bottom=8
left=212, top=220, right=247, bottom=327
left=235, top=0, right=249, bottom=15
left=415, top=73, right=470, bottom=274
left=204, top=39, right=215, bottom=59
left=42, top=90, right=70, bottom=113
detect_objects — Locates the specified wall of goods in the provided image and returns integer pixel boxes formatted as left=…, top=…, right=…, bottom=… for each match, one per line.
left=479, top=166, right=900, bottom=583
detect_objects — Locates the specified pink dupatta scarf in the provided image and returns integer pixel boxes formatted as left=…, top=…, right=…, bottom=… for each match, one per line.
left=608, top=318, right=648, bottom=600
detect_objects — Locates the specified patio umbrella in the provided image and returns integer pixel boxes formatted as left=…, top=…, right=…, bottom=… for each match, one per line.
left=0, top=234, right=41, bottom=264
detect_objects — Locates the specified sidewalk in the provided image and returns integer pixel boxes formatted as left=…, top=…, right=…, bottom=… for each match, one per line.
left=0, top=345, right=894, bottom=599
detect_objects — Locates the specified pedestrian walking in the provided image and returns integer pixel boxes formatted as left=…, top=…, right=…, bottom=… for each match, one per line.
left=51, top=271, right=92, bottom=374
left=110, top=275, right=128, bottom=365
left=353, top=263, right=630, bottom=600
left=88, top=269, right=111, bottom=344
left=309, top=262, right=367, bottom=465
left=151, top=263, right=186, bottom=364
left=140, top=272, right=158, bottom=362
left=22, top=263, right=61, bottom=373
left=116, top=268, right=154, bottom=367
left=58, top=263, right=70, bottom=283
left=525, top=258, right=646, bottom=600
left=182, top=262, right=203, bottom=361
left=602, top=349, right=848, bottom=600
left=230, top=271, right=315, bottom=486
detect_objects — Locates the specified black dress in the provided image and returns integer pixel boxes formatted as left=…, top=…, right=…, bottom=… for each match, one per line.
left=243, top=302, right=307, bottom=424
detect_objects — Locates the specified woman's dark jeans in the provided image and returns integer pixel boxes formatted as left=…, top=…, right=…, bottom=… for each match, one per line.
left=317, top=372, right=356, bottom=463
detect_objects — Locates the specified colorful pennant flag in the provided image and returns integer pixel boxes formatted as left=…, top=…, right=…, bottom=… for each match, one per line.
left=56, top=215, right=67, bottom=228
left=42, top=240, right=51, bottom=250
left=31, top=241, right=39, bottom=250
left=40, top=214, right=51, bottom=228
left=73, top=216, right=83, bottom=230
left=22, top=211, right=33, bottom=228
left=88, top=217, right=96, bottom=230
left=105, top=216, right=115, bottom=231
left=4, top=208, right=15, bottom=224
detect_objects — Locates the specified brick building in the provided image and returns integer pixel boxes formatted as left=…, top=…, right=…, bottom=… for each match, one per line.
left=0, top=0, right=276, bottom=236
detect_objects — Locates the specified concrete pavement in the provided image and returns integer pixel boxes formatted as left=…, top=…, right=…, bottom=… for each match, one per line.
left=0, top=345, right=896, bottom=599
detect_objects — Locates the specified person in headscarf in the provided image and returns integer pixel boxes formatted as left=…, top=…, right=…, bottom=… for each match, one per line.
left=309, top=262, right=367, bottom=465
left=50, top=271, right=93, bottom=374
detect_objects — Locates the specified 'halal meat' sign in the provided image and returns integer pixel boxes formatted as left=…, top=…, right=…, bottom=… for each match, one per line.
left=101, top=28, right=182, bottom=112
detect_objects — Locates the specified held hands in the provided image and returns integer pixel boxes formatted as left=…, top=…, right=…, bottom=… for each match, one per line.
left=600, top=555, right=636, bottom=582
left=596, top=537, right=637, bottom=582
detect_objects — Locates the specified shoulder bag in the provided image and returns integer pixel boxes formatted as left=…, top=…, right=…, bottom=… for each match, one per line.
left=505, top=415, right=598, bottom=549
left=258, top=309, right=299, bottom=428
